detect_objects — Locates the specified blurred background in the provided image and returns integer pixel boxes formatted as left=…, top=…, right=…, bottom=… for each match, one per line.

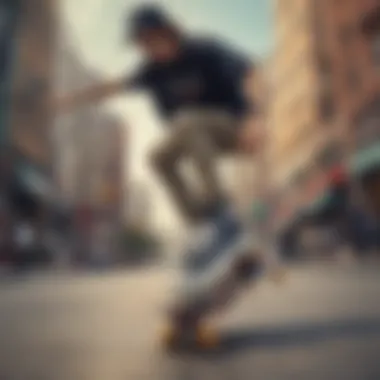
left=0, top=0, right=379, bottom=270
left=0, top=0, right=380, bottom=379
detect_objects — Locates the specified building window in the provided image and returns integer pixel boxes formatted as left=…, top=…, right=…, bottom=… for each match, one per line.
left=320, top=92, right=335, bottom=122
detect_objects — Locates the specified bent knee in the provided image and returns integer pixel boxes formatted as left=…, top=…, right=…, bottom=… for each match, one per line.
left=149, top=145, right=176, bottom=172
left=171, top=110, right=203, bottom=136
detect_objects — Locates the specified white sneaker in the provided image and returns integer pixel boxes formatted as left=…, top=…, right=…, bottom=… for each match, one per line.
left=182, top=221, right=219, bottom=271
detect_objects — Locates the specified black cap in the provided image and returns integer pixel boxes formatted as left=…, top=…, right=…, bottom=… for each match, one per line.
left=127, top=5, right=178, bottom=40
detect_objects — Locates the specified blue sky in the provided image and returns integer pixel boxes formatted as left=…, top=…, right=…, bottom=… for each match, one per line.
left=62, top=0, right=274, bottom=75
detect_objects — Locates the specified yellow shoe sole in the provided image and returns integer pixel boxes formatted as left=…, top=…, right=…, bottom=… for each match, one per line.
left=160, top=322, right=221, bottom=350
left=195, top=324, right=221, bottom=349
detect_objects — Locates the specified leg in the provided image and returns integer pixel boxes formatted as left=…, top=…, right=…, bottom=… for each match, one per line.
left=175, top=109, right=239, bottom=216
left=149, top=130, right=201, bottom=223
left=150, top=109, right=238, bottom=223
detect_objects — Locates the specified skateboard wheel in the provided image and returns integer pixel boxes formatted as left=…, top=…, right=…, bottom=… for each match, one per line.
left=195, top=325, right=220, bottom=348
left=234, top=255, right=261, bottom=281
left=160, top=323, right=180, bottom=349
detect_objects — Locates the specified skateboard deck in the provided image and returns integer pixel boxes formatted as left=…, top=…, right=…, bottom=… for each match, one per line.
left=160, top=204, right=286, bottom=350
left=161, top=232, right=272, bottom=350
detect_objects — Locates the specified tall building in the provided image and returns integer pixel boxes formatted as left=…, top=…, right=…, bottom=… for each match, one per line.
left=270, top=0, right=321, bottom=231
left=270, top=0, right=380, bottom=229
left=54, top=37, right=101, bottom=204
left=93, top=115, right=126, bottom=214
left=54, top=32, right=127, bottom=217
left=126, top=181, right=152, bottom=229
left=315, top=0, right=380, bottom=155
left=10, top=0, right=56, bottom=167
left=54, top=31, right=127, bottom=263
left=227, top=61, right=272, bottom=217
left=9, top=0, right=57, bottom=195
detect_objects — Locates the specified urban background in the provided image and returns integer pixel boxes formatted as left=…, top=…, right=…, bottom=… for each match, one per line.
left=0, top=1, right=379, bottom=379
left=0, top=0, right=379, bottom=271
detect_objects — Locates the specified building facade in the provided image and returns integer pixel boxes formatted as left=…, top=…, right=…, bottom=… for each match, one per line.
left=54, top=31, right=127, bottom=263
left=55, top=38, right=126, bottom=212
left=6, top=0, right=57, bottom=218
left=270, top=0, right=324, bottom=228
left=315, top=0, right=380, bottom=154
left=270, top=0, right=380, bottom=229
left=10, top=0, right=56, bottom=169
left=91, top=114, right=125, bottom=215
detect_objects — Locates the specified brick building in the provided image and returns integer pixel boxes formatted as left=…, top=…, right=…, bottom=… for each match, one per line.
left=270, top=0, right=380, bottom=229
left=10, top=0, right=56, bottom=169
left=270, top=0, right=335, bottom=229
left=315, top=0, right=380, bottom=154
left=3, top=0, right=58, bottom=221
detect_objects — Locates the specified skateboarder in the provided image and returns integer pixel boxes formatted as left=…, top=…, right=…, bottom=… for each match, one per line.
left=56, top=5, right=259, bottom=240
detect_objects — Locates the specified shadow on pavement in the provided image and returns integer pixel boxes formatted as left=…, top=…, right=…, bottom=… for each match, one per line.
left=175, top=317, right=380, bottom=358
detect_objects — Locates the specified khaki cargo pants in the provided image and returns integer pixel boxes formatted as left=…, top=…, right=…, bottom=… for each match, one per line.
left=149, top=109, right=240, bottom=223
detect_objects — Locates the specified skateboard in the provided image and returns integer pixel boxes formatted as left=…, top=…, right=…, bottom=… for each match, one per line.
left=161, top=252, right=262, bottom=350
left=160, top=231, right=284, bottom=351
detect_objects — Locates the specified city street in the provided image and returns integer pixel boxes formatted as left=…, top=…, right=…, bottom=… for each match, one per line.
left=0, top=262, right=379, bottom=380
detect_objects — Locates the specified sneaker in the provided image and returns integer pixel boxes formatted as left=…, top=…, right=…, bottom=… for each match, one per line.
left=183, top=221, right=219, bottom=271
left=196, top=203, right=243, bottom=267
left=210, top=202, right=243, bottom=251
left=183, top=202, right=243, bottom=272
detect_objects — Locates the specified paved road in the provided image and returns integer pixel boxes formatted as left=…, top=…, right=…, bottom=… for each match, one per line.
left=0, top=263, right=379, bottom=380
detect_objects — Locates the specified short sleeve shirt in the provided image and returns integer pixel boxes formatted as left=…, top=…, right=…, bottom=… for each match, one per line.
left=129, top=37, right=252, bottom=121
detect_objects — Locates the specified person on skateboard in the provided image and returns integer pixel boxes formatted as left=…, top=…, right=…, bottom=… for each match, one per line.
left=57, top=4, right=259, bottom=242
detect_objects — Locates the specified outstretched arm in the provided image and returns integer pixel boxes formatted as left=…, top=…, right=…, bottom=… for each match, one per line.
left=54, top=77, right=128, bottom=113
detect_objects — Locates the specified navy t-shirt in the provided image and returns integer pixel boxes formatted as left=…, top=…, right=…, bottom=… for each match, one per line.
left=129, top=37, right=252, bottom=120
